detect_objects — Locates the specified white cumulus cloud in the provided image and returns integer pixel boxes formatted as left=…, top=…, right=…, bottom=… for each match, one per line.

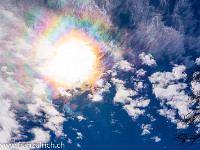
left=139, top=52, right=157, bottom=66
left=149, top=65, right=191, bottom=128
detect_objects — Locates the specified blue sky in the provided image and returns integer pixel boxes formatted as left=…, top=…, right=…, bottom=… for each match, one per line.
left=0, top=0, right=200, bottom=150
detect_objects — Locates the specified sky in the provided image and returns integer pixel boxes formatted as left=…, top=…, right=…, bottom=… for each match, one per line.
left=0, top=0, right=200, bottom=150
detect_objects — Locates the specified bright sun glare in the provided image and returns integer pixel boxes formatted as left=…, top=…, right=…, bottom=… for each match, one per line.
left=35, top=32, right=97, bottom=88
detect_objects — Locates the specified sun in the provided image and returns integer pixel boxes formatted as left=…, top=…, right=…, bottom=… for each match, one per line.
left=34, top=30, right=101, bottom=89
left=42, top=38, right=96, bottom=87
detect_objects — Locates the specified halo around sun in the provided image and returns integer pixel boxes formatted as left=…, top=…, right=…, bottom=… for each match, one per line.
left=35, top=30, right=101, bottom=89
left=31, top=10, right=117, bottom=95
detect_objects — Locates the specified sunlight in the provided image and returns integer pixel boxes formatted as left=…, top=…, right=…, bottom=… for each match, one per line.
left=35, top=33, right=97, bottom=88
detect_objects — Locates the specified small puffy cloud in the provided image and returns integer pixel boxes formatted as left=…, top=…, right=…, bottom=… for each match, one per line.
left=112, top=76, right=150, bottom=119
left=77, top=115, right=86, bottom=122
left=88, top=81, right=111, bottom=102
left=124, top=106, right=145, bottom=120
left=158, top=108, right=176, bottom=123
left=134, top=82, right=145, bottom=91
left=76, top=132, right=83, bottom=139
left=30, top=128, right=50, bottom=143
left=118, top=60, right=134, bottom=72
left=195, top=57, right=200, bottom=65
left=191, top=80, right=200, bottom=95
left=154, top=83, right=189, bottom=114
left=141, top=124, right=152, bottom=135
left=139, top=52, right=157, bottom=66
left=151, top=136, right=161, bottom=142
left=114, top=84, right=136, bottom=103
left=88, top=93, right=103, bottom=102
left=112, top=78, right=137, bottom=103
left=67, top=138, right=72, bottom=144
left=149, top=65, right=187, bottom=86
left=147, top=114, right=156, bottom=122
left=76, top=143, right=81, bottom=148
left=124, top=97, right=150, bottom=119
left=58, top=87, right=72, bottom=97
left=44, top=114, right=66, bottom=137
left=176, top=121, right=188, bottom=129
left=136, top=69, right=146, bottom=77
